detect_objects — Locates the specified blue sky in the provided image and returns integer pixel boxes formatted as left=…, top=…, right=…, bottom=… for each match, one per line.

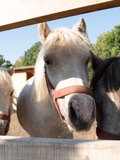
left=0, top=7, right=120, bottom=64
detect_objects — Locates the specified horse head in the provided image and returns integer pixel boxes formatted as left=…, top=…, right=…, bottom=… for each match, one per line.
left=91, top=53, right=120, bottom=140
left=0, top=66, right=14, bottom=135
left=35, top=18, right=96, bottom=132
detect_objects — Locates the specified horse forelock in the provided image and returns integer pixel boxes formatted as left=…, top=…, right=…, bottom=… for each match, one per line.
left=33, top=27, right=91, bottom=101
left=45, top=28, right=90, bottom=49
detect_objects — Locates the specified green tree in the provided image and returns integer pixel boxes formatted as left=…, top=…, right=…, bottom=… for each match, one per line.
left=14, top=42, right=41, bottom=67
left=92, top=24, right=120, bottom=59
left=0, top=55, right=13, bottom=68
left=88, top=24, right=120, bottom=85
left=0, top=55, right=5, bottom=65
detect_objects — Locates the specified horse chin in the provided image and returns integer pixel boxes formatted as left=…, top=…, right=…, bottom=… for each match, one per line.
left=64, top=119, right=94, bottom=132
left=65, top=123, right=77, bottom=132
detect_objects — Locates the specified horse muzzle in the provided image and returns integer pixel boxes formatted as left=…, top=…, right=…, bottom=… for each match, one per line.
left=52, top=86, right=96, bottom=129
left=68, top=93, right=96, bottom=131
left=0, top=114, right=10, bottom=135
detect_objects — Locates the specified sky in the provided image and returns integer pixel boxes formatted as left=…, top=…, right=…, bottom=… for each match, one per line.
left=0, top=6, right=120, bottom=64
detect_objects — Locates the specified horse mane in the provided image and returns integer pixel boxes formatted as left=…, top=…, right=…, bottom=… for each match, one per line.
left=34, top=50, right=49, bottom=101
left=91, top=56, right=120, bottom=92
left=33, top=27, right=91, bottom=101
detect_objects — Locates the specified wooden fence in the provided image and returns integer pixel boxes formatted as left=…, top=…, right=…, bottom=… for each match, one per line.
left=0, top=136, right=120, bottom=160
left=0, top=0, right=120, bottom=159
left=0, top=0, right=120, bottom=31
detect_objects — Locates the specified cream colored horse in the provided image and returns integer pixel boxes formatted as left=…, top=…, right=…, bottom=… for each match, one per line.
left=0, top=66, right=14, bottom=135
left=17, top=18, right=96, bottom=138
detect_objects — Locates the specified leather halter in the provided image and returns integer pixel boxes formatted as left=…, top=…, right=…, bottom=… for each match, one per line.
left=0, top=114, right=10, bottom=122
left=44, top=66, right=93, bottom=122
left=96, top=127, right=120, bottom=140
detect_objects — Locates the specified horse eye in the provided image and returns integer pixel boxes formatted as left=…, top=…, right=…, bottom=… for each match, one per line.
left=44, top=59, right=52, bottom=65
left=86, top=59, right=89, bottom=65
left=10, top=90, right=14, bottom=96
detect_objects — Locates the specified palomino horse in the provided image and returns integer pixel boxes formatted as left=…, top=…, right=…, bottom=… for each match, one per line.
left=0, top=66, right=14, bottom=135
left=17, top=18, right=96, bottom=138
left=91, top=52, right=120, bottom=140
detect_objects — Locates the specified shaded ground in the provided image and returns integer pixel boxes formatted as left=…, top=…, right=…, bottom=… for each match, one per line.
left=7, top=112, right=97, bottom=139
left=7, top=112, right=29, bottom=137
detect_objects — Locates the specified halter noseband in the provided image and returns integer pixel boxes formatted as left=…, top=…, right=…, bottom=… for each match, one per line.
left=44, top=66, right=93, bottom=122
left=0, top=114, right=10, bottom=122
left=96, top=127, right=120, bottom=140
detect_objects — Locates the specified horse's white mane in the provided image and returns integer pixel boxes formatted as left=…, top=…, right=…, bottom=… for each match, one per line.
left=33, top=27, right=91, bottom=101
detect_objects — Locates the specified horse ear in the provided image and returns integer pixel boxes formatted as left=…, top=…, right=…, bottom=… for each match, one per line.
left=73, top=18, right=86, bottom=36
left=8, top=66, right=14, bottom=76
left=90, top=51, right=103, bottom=71
left=38, top=22, right=51, bottom=42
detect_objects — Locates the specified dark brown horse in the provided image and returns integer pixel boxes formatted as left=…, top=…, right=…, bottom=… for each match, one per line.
left=91, top=52, right=120, bottom=140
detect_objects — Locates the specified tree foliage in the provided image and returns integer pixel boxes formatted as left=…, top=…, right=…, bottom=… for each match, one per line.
left=88, top=24, right=120, bottom=85
left=92, top=24, right=120, bottom=59
left=14, top=42, right=41, bottom=67
left=0, top=55, right=13, bottom=68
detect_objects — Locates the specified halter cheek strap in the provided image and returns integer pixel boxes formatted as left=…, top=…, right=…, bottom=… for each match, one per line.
left=96, top=127, right=120, bottom=140
left=0, top=114, right=10, bottom=122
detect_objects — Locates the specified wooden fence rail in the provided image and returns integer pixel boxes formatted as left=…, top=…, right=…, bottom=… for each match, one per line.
left=0, top=136, right=120, bottom=160
left=0, top=0, right=120, bottom=31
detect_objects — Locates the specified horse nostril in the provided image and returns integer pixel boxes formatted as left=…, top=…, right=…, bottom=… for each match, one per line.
left=68, top=99, right=94, bottom=131
left=69, top=102, right=79, bottom=125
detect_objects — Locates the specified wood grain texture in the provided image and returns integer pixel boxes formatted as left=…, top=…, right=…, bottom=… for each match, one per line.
left=0, top=0, right=120, bottom=31
left=0, top=136, right=120, bottom=160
